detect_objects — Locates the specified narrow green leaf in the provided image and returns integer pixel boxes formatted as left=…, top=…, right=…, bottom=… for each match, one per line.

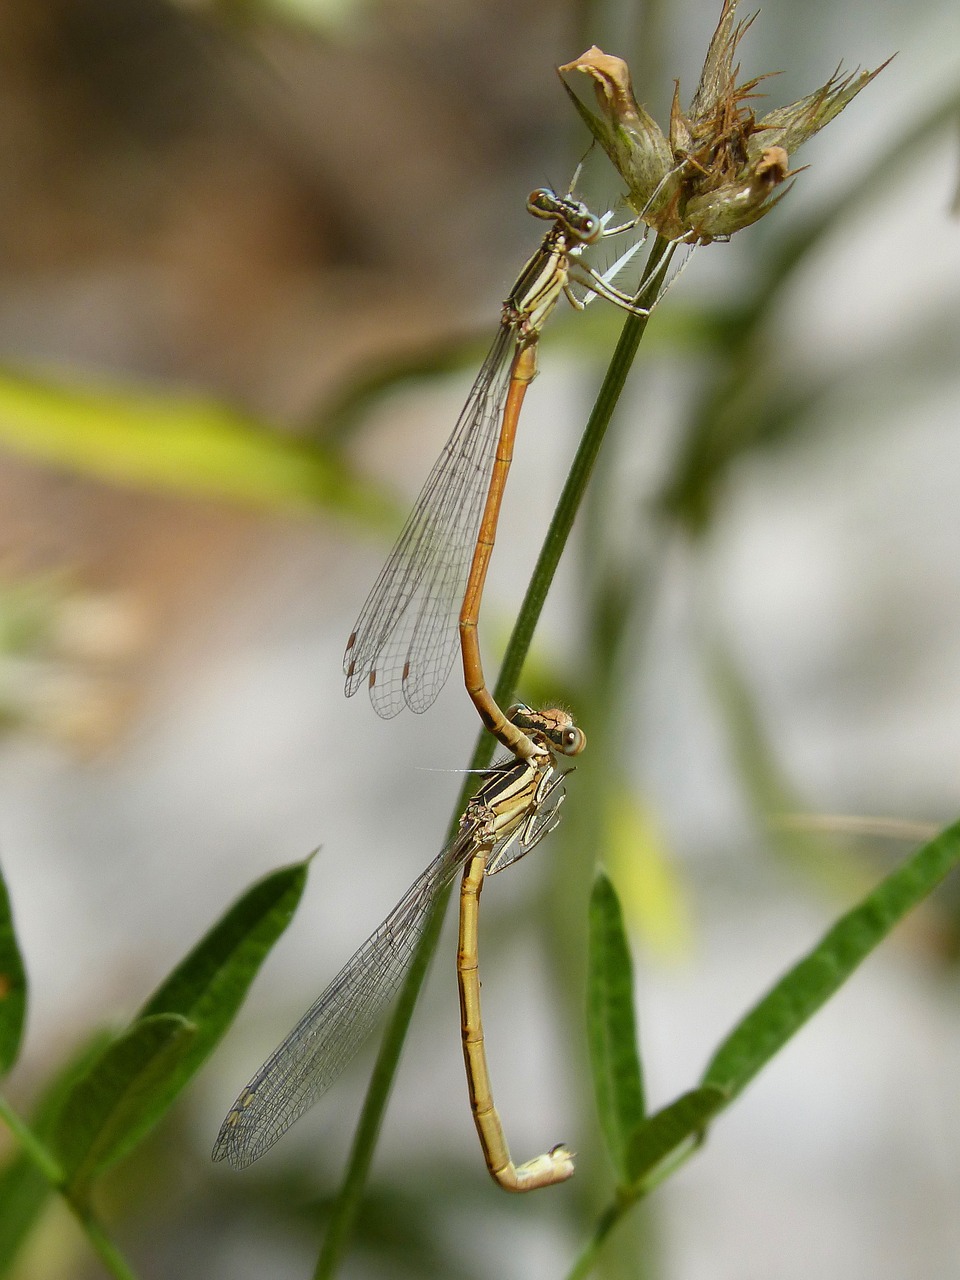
left=0, top=1032, right=111, bottom=1271
left=586, top=872, right=645, bottom=1181
left=626, top=1085, right=727, bottom=1184
left=28, top=859, right=307, bottom=1208
left=134, top=858, right=309, bottom=1117
left=52, top=1013, right=196, bottom=1200
left=703, top=818, right=960, bottom=1098
left=0, top=860, right=27, bottom=1076
left=0, top=367, right=395, bottom=528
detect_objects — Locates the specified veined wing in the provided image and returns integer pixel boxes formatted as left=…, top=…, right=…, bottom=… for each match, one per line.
left=212, top=821, right=482, bottom=1169
left=344, top=323, right=517, bottom=718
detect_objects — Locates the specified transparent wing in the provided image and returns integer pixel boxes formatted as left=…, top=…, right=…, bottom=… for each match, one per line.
left=212, top=823, right=480, bottom=1169
left=344, top=323, right=517, bottom=718
left=212, top=755, right=567, bottom=1170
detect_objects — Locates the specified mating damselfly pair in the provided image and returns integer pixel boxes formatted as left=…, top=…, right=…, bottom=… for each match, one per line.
left=214, top=163, right=687, bottom=1191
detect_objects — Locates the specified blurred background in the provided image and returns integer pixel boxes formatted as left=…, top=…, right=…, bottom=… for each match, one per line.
left=0, top=0, right=958, bottom=1276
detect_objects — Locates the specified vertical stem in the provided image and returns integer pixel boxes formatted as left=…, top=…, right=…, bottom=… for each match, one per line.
left=0, top=1094, right=140, bottom=1280
left=494, top=238, right=672, bottom=702
left=315, top=239, right=672, bottom=1278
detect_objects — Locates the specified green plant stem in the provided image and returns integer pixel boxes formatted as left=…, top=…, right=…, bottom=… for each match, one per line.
left=314, top=240, right=672, bottom=1279
left=566, top=1199, right=624, bottom=1280
left=312, top=880, right=449, bottom=1280
left=0, top=1093, right=63, bottom=1184
left=564, top=1139, right=700, bottom=1280
left=495, top=243, right=672, bottom=706
left=0, top=1093, right=139, bottom=1280
left=69, top=1203, right=140, bottom=1280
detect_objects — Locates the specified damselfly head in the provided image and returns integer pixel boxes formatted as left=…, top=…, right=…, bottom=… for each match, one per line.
left=526, top=189, right=603, bottom=246
left=507, top=702, right=586, bottom=757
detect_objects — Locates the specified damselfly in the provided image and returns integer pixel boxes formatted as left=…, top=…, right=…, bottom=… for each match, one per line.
left=344, top=185, right=681, bottom=760
left=213, top=705, right=576, bottom=1174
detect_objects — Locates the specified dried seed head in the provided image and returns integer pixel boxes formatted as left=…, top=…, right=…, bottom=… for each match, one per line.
left=560, top=1, right=889, bottom=244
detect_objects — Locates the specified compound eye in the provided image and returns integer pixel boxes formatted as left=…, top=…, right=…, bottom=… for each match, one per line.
left=527, top=188, right=558, bottom=220
left=506, top=702, right=530, bottom=724
left=562, top=726, right=586, bottom=757
left=582, top=213, right=602, bottom=242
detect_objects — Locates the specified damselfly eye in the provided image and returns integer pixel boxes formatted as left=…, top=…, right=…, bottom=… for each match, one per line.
left=527, top=189, right=560, bottom=220
left=581, top=213, right=602, bottom=242
left=562, top=726, right=586, bottom=756
left=564, top=206, right=602, bottom=243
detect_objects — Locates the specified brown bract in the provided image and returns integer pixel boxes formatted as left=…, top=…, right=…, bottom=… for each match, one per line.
left=560, top=0, right=889, bottom=244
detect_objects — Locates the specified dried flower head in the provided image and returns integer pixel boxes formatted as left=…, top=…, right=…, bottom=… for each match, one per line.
left=560, top=0, right=889, bottom=244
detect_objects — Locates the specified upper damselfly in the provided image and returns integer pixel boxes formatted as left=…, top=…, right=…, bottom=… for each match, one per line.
left=343, top=185, right=680, bottom=759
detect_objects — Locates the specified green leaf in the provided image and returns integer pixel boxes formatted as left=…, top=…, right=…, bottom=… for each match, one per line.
left=0, top=366, right=395, bottom=527
left=0, top=860, right=27, bottom=1076
left=135, top=858, right=310, bottom=1116
left=52, top=1014, right=196, bottom=1200
left=37, top=859, right=306, bottom=1207
left=626, top=1085, right=727, bottom=1185
left=0, top=1032, right=112, bottom=1271
left=703, top=818, right=960, bottom=1098
left=586, top=872, right=645, bottom=1182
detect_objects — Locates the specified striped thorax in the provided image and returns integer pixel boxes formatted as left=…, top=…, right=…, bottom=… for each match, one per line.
left=504, top=189, right=603, bottom=337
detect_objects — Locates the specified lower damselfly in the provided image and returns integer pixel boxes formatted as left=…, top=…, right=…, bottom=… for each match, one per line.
left=213, top=705, right=577, bottom=1178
